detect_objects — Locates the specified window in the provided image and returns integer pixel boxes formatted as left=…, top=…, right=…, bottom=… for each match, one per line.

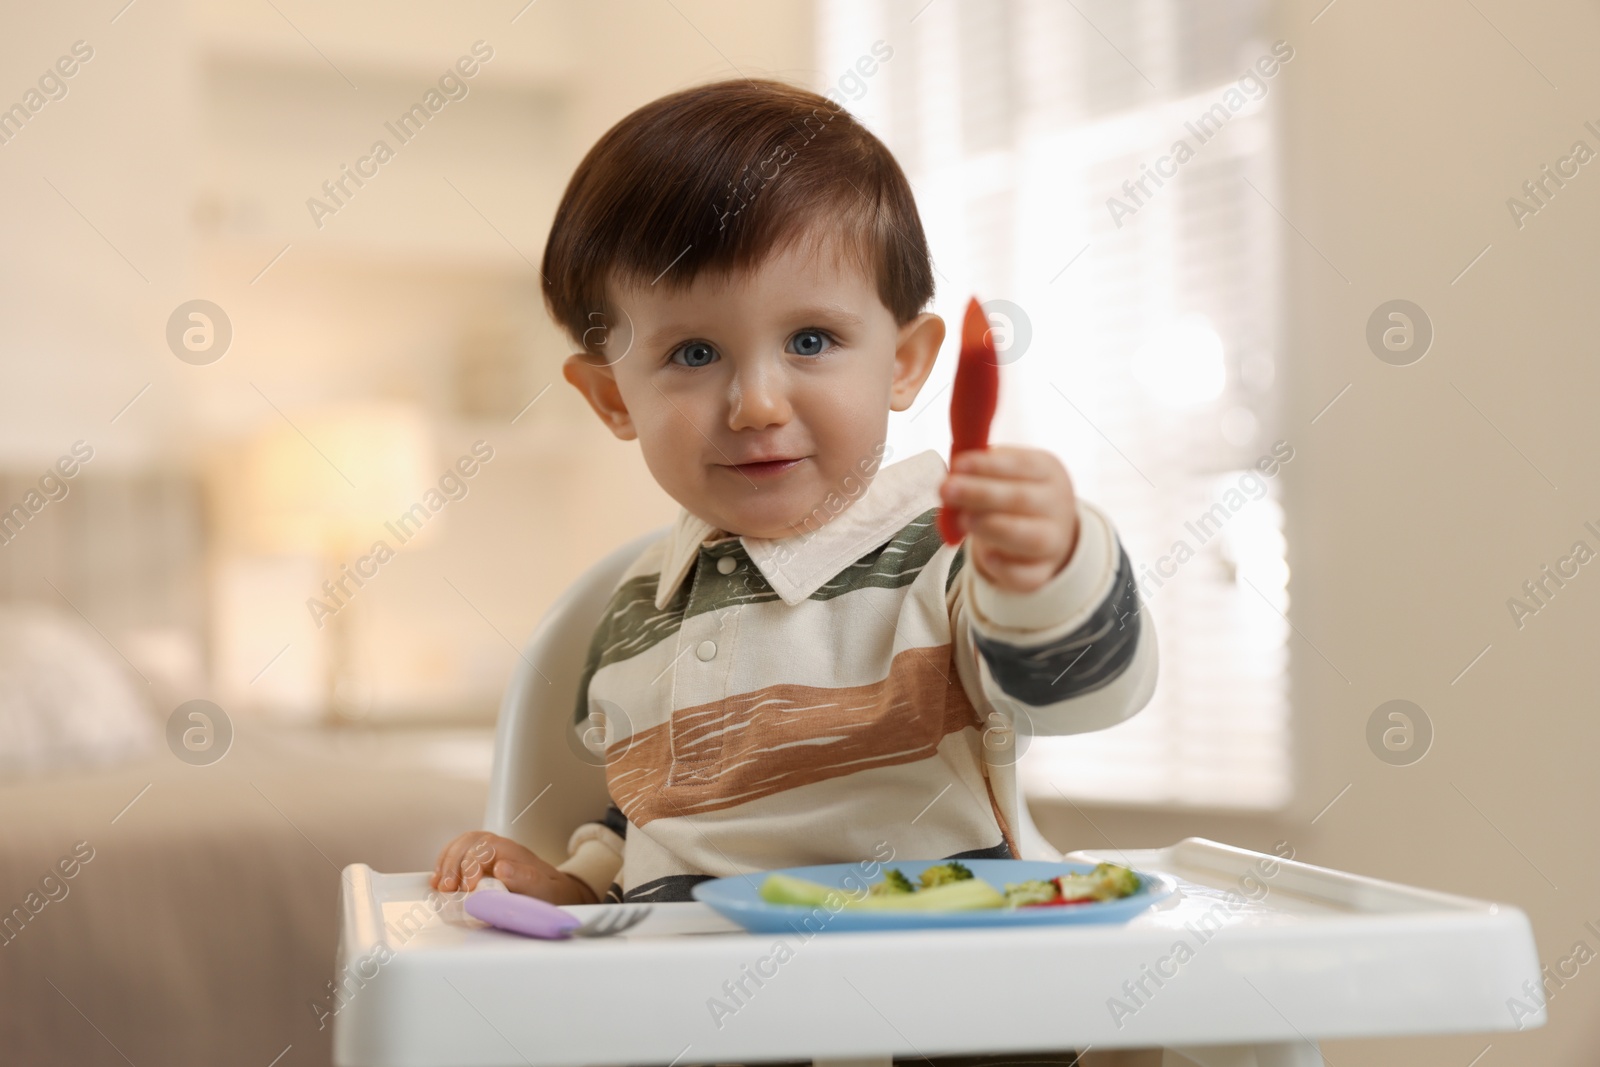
left=820, top=0, right=1291, bottom=809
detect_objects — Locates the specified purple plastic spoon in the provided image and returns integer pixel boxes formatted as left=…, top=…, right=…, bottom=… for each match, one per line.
left=465, top=891, right=583, bottom=939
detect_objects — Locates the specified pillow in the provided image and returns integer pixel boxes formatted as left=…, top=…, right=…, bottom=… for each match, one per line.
left=0, top=605, right=158, bottom=777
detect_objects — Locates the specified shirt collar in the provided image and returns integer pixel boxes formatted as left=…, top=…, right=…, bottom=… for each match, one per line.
left=651, top=448, right=949, bottom=610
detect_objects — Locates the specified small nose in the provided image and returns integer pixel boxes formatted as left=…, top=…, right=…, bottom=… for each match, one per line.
left=727, top=357, right=791, bottom=431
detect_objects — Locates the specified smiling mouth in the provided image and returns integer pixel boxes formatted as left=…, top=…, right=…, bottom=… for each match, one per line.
left=722, top=457, right=808, bottom=478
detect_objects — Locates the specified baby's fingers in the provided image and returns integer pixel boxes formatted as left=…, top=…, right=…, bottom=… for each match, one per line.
left=969, top=540, right=1062, bottom=594
left=436, top=832, right=490, bottom=891
left=941, top=472, right=1055, bottom=519
left=964, top=512, right=1064, bottom=562
left=431, top=836, right=462, bottom=889
left=459, top=837, right=499, bottom=890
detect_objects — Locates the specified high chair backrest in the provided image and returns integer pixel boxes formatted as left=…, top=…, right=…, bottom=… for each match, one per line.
left=483, top=525, right=668, bottom=861
left=483, top=526, right=1062, bottom=865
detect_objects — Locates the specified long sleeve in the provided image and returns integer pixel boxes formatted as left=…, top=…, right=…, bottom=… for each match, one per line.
left=554, top=803, right=627, bottom=902
left=949, top=498, right=1157, bottom=735
left=554, top=583, right=634, bottom=902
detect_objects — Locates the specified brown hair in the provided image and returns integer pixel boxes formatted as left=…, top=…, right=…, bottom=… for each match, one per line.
left=541, top=77, right=934, bottom=358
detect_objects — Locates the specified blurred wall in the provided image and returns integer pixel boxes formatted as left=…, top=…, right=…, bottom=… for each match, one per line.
left=1030, top=2, right=1600, bottom=1064
left=3, top=0, right=1597, bottom=1063
left=0, top=0, right=813, bottom=722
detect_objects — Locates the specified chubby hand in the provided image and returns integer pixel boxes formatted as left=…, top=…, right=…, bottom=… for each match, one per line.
left=430, top=830, right=597, bottom=905
left=940, top=446, right=1080, bottom=594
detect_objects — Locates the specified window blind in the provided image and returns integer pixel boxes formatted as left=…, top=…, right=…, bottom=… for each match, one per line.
left=819, top=0, right=1291, bottom=810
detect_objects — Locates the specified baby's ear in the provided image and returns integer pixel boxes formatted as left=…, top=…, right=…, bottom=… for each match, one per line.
left=562, top=353, right=637, bottom=440
left=889, top=312, right=945, bottom=412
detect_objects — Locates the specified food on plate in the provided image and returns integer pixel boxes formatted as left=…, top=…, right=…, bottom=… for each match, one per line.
left=759, top=870, right=1000, bottom=911
left=758, top=872, right=846, bottom=908
left=847, top=878, right=1006, bottom=912
left=869, top=868, right=917, bottom=896
left=756, top=861, right=1141, bottom=912
left=1002, top=879, right=1059, bottom=907
left=915, top=861, right=973, bottom=888
left=1005, top=863, right=1142, bottom=907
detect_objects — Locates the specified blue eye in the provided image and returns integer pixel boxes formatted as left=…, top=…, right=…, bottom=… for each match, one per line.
left=789, top=329, right=832, bottom=357
left=671, top=341, right=717, bottom=368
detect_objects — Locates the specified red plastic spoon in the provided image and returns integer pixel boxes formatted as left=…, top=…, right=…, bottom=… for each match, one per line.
left=938, top=297, right=1000, bottom=545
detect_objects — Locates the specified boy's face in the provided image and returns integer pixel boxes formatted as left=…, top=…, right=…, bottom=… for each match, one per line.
left=562, top=229, right=944, bottom=539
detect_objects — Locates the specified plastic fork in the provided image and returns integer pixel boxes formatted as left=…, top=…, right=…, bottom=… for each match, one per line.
left=570, top=905, right=654, bottom=938
left=464, top=885, right=652, bottom=940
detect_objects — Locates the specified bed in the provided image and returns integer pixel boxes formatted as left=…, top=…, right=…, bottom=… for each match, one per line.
left=0, top=721, right=491, bottom=1066
left=0, top=469, right=491, bottom=1066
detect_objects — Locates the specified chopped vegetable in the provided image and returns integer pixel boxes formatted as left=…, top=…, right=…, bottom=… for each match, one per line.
left=1018, top=894, right=1096, bottom=908
left=759, top=872, right=843, bottom=908
left=1053, top=863, right=1142, bottom=903
left=756, top=861, right=1142, bottom=913
left=1090, top=862, right=1140, bottom=900
left=1002, top=879, right=1059, bottom=908
left=1053, top=873, right=1100, bottom=902
left=917, top=861, right=974, bottom=889
left=869, top=868, right=916, bottom=896
left=845, top=877, right=1005, bottom=912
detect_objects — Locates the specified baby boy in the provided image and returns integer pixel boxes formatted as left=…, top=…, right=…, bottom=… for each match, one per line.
left=432, top=77, right=1156, bottom=907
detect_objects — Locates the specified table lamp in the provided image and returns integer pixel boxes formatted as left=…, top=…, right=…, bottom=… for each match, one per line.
left=238, top=402, right=437, bottom=723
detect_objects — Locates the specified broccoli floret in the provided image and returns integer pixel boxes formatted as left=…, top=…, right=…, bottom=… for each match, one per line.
left=869, top=868, right=917, bottom=896
left=918, top=861, right=974, bottom=889
left=1003, top=879, right=1059, bottom=908
left=1091, top=862, right=1140, bottom=900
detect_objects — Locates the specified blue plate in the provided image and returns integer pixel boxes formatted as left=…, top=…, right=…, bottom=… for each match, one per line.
left=691, top=859, right=1177, bottom=934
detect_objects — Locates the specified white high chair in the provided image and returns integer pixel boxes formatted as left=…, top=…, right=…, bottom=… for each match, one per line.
left=333, top=529, right=1545, bottom=1067
left=480, top=525, right=1062, bottom=870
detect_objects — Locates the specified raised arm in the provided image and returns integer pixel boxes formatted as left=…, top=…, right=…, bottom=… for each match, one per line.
left=949, top=496, right=1156, bottom=733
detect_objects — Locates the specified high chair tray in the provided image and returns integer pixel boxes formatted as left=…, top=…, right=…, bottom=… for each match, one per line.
left=332, top=837, right=1543, bottom=1067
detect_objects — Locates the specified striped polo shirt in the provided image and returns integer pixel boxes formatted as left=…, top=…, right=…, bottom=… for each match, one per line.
left=554, top=447, right=1156, bottom=903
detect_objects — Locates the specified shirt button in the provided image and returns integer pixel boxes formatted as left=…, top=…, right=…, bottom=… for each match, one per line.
left=717, top=556, right=737, bottom=574
left=695, top=640, right=717, bottom=661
